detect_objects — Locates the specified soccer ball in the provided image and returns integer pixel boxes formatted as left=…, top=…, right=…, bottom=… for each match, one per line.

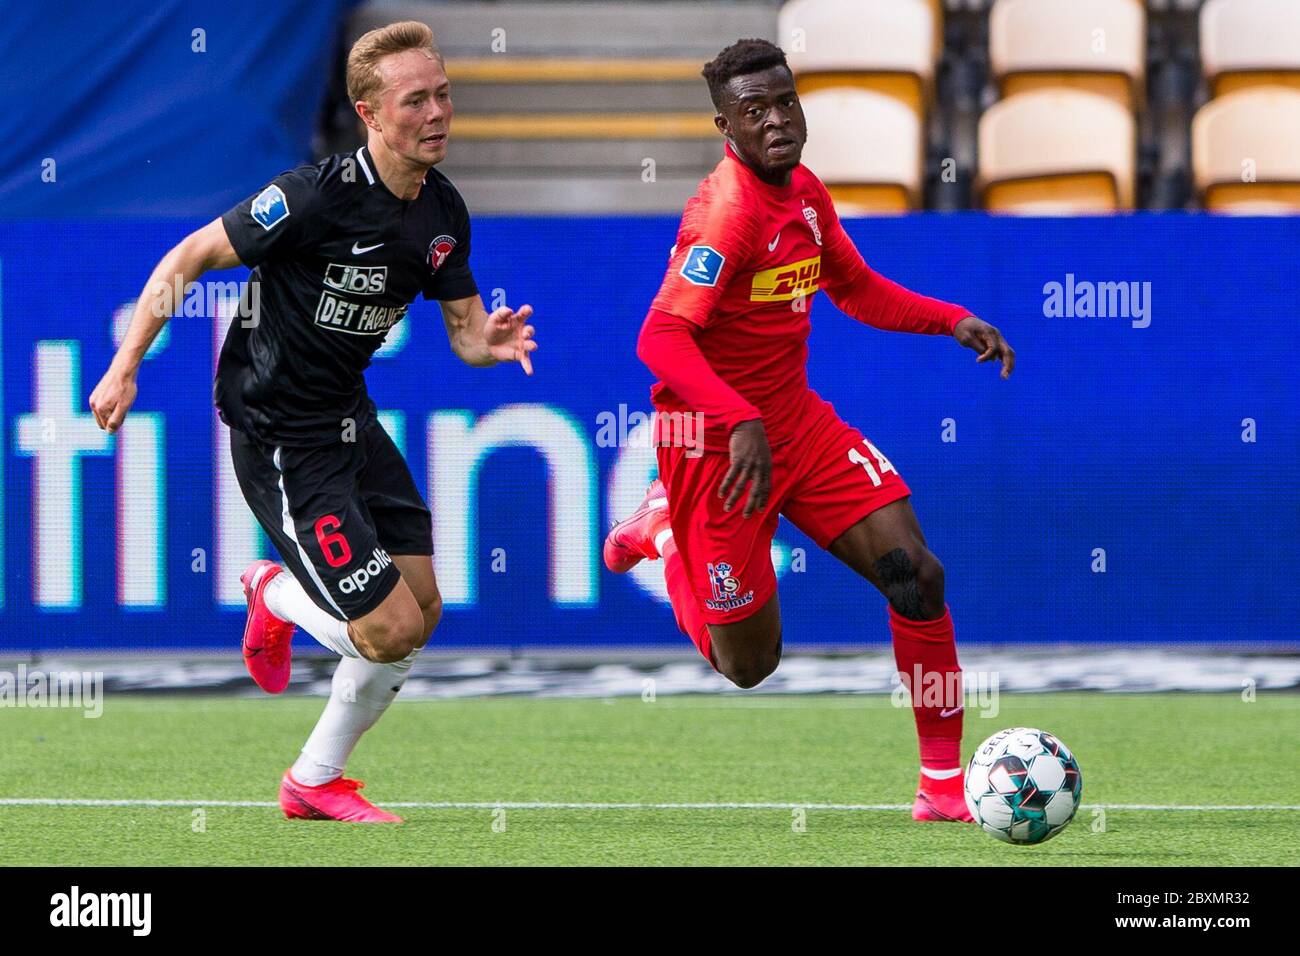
left=964, top=727, right=1082, bottom=845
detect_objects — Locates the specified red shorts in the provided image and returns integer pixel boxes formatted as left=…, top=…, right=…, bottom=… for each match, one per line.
left=656, top=395, right=911, bottom=624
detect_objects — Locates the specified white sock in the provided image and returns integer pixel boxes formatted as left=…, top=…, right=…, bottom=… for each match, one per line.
left=264, top=570, right=360, bottom=658
left=291, top=649, right=420, bottom=786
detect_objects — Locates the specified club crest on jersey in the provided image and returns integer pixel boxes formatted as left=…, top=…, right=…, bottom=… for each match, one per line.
left=802, top=204, right=823, bottom=246
left=429, top=235, right=456, bottom=272
left=680, top=245, right=725, bottom=287
left=251, top=185, right=289, bottom=231
left=704, top=561, right=755, bottom=612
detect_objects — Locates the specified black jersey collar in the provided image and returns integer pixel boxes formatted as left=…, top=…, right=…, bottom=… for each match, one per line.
left=355, top=145, right=430, bottom=198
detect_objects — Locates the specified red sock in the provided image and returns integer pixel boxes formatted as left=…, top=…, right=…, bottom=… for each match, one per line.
left=661, top=536, right=716, bottom=670
left=889, top=604, right=964, bottom=776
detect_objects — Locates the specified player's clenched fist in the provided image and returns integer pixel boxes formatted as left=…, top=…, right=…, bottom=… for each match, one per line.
left=720, top=419, right=772, bottom=517
left=89, top=370, right=138, bottom=433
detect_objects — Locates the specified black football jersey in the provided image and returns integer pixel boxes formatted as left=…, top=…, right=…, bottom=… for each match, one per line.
left=215, top=145, right=478, bottom=446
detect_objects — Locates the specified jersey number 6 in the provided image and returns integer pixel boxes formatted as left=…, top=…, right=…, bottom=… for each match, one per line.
left=314, top=515, right=353, bottom=568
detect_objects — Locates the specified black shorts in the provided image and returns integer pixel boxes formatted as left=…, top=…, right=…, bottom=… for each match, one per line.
left=229, top=416, right=432, bottom=621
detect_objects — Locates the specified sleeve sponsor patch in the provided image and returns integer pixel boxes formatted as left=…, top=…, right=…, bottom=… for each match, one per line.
left=678, top=245, right=725, bottom=287
left=250, top=184, right=290, bottom=230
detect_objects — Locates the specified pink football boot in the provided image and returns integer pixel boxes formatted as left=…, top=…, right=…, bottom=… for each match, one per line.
left=279, top=771, right=404, bottom=823
left=603, top=479, right=671, bottom=573
left=912, top=772, right=975, bottom=822
left=240, top=560, right=295, bottom=694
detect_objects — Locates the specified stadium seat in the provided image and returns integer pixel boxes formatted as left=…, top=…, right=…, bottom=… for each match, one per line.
left=978, top=89, right=1136, bottom=213
left=1201, top=0, right=1300, bottom=97
left=989, top=0, right=1146, bottom=111
left=779, top=0, right=937, bottom=117
left=1192, top=87, right=1300, bottom=213
left=799, top=88, right=922, bottom=214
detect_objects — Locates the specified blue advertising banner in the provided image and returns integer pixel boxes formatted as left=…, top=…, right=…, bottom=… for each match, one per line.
left=0, top=215, right=1294, bottom=650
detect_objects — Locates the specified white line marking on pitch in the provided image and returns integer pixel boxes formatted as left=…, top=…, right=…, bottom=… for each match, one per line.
left=0, top=799, right=1297, bottom=811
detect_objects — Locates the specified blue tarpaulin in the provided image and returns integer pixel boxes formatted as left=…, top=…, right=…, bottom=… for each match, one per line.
left=0, top=0, right=354, bottom=218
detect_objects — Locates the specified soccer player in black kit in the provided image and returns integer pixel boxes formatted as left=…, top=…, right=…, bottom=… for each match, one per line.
left=89, top=22, right=537, bottom=822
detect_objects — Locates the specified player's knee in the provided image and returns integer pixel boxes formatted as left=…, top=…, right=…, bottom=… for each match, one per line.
left=875, top=546, right=944, bottom=621
left=722, top=656, right=778, bottom=689
left=915, top=552, right=945, bottom=614
left=717, top=634, right=782, bottom=689
left=417, top=592, right=443, bottom=646
left=362, top=607, right=426, bottom=663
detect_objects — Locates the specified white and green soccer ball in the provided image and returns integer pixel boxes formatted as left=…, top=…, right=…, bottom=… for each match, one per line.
left=965, top=727, right=1083, bottom=845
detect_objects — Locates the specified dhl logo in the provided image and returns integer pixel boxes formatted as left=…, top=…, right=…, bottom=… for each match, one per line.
left=750, top=255, right=821, bottom=301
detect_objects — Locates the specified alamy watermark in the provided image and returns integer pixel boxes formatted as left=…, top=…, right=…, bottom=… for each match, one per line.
left=595, top=404, right=706, bottom=457
left=890, top=666, right=1000, bottom=718
left=145, top=273, right=260, bottom=324
left=1042, top=273, right=1151, bottom=328
left=0, top=665, right=104, bottom=718
left=50, top=886, right=150, bottom=935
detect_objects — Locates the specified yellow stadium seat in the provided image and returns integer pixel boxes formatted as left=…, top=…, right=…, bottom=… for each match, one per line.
left=779, top=0, right=937, bottom=117
left=978, top=90, right=1136, bottom=213
left=799, top=88, right=922, bottom=213
left=1201, top=0, right=1300, bottom=97
left=990, top=0, right=1146, bottom=111
left=1192, top=87, right=1300, bottom=213
left=824, top=185, right=913, bottom=215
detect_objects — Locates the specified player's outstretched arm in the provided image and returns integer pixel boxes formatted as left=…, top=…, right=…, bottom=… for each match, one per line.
left=439, top=295, right=537, bottom=374
left=89, top=218, right=242, bottom=432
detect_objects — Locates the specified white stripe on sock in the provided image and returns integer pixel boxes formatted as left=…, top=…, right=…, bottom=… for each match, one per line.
left=653, top=527, right=673, bottom=556
left=920, top=766, right=963, bottom=781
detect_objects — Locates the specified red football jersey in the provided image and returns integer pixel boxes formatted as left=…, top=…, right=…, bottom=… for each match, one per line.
left=646, top=142, right=968, bottom=452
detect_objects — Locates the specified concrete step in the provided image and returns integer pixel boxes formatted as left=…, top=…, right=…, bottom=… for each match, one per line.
left=351, top=1, right=778, bottom=57
left=449, top=79, right=713, bottom=114
left=445, top=172, right=709, bottom=213
left=441, top=137, right=723, bottom=171
left=451, top=112, right=716, bottom=139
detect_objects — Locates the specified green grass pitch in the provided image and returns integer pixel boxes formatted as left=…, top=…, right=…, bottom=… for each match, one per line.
left=1, top=691, right=1296, bottom=866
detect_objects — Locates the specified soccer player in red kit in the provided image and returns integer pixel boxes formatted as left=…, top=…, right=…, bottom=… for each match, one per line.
left=603, top=39, right=1015, bottom=822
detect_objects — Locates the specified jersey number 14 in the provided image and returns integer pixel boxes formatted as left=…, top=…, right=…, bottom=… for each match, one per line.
left=847, top=440, right=897, bottom=487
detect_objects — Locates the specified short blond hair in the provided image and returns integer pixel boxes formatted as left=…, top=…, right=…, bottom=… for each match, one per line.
left=346, top=20, right=443, bottom=107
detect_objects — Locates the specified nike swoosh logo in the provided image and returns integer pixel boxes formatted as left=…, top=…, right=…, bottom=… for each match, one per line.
left=352, top=241, right=384, bottom=254
left=939, top=706, right=964, bottom=719
left=767, top=232, right=781, bottom=252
